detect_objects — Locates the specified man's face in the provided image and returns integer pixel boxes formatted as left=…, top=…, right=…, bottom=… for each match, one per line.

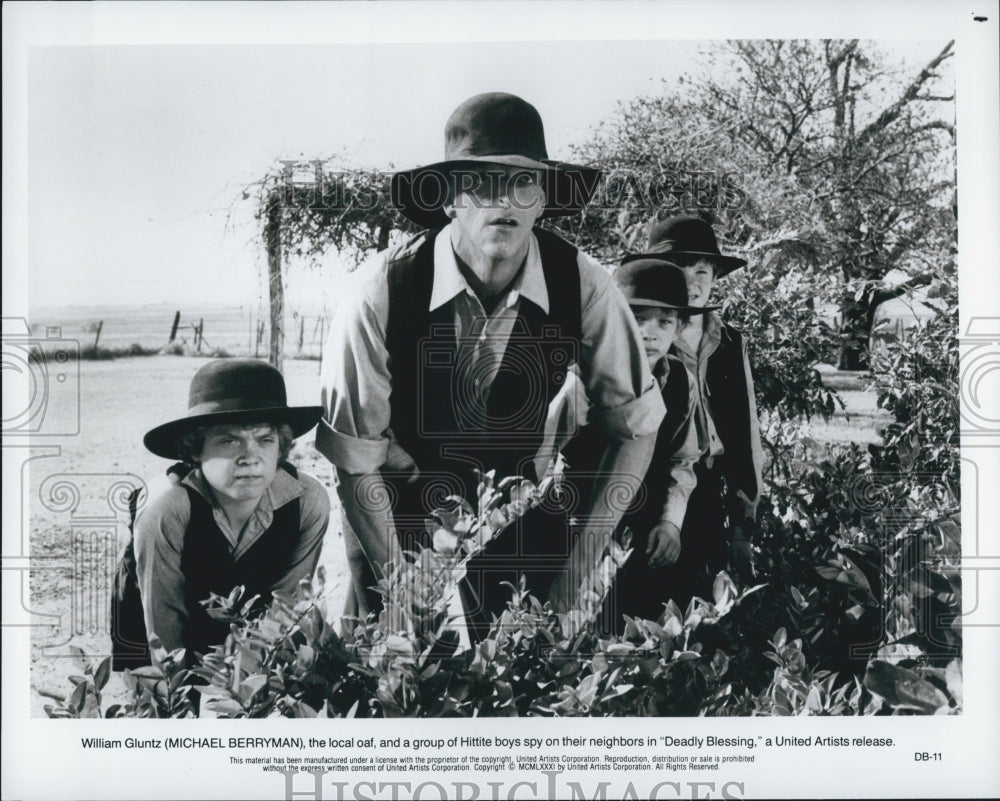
left=195, top=423, right=280, bottom=506
left=679, top=259, right=717, bottom=307
left=631, top=304, right=681, bottom=369
left=445, top=167, right=546, bottom=265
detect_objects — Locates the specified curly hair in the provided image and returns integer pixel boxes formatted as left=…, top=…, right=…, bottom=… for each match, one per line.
left=175, top=421, right=295, bottom=465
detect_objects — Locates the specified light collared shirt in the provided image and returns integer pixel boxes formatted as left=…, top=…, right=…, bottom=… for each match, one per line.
left=673, top=311, right=763, bottom=516
left=134, top=467, right=330, bottom=653
left=317, top=223, right=665, bottom=476
left=676, top=313, right=727, bottom=458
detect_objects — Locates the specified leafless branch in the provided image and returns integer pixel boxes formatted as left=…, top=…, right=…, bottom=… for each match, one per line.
left=857, top=41, right=954, bottom=145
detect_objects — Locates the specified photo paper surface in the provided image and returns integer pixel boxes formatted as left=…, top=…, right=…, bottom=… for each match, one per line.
left=3, top=2, right=998, bottom=799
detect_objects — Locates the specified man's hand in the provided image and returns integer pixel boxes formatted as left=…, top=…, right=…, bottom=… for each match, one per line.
left=548, top=432, right=655, bottom=614
left=647, top=522, right=681, bottom=568
left=548, top=528, right=609, bottom=613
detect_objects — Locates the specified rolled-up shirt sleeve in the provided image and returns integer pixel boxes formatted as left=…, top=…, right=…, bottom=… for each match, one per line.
left=575, top=252, right=666, bottom=440
left=535, top=366, right=589, bottom=479
left=317, top=256, right=394, bottom=475
left=133, top=486, right=192, bottom=654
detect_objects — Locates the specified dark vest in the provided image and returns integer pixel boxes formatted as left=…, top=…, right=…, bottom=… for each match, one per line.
left=704, top=324, right=757, bottom=503
left=179, top=478, right=301, bottom=660
left=384, top=227, right=582, bottom=519
left=622, top=356, right=692, bottom=537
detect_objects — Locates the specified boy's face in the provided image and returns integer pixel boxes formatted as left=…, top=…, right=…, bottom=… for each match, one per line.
left=631, top=304, right=680, bottom=370
left=194, top=423, right=280, bottom=506
left=679, top=258, right=717, bottom=307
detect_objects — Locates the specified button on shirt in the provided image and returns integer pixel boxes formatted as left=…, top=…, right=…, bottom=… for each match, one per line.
left=317, top=224, right=666, bottom=476
left=450, top=269, right=533, bottom=425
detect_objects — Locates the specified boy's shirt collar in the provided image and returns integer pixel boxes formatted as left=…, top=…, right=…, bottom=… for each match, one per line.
left=182, top=466, right=304, bottom=555
left=651, top=355, right=670, bottom=388
left=653, top=352, right=687, bottom=389
left=675, top=311, right=723, bottom=361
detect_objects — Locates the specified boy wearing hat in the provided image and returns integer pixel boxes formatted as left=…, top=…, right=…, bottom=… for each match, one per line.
left=630, top=216, right=763, bottom=604
left=556, top=261, right=708, bottom=628
left=319, top=93, right=665, bottom=633
left=134, top=359, right=330, bottom=662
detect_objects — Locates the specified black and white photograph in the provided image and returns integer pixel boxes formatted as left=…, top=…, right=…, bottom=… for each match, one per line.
left=3, top=2, right=998, bottom=799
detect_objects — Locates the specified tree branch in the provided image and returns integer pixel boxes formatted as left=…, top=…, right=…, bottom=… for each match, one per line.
left=871, top=273, right=933, bottom=307
left=857, top=41, right=954, bottom=145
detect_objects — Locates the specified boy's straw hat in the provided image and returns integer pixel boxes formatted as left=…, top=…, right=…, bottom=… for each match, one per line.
left=143, top=359, right=323, bottom=460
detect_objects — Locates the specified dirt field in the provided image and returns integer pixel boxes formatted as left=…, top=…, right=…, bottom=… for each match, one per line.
left=25, top=355, right=885, bottom=716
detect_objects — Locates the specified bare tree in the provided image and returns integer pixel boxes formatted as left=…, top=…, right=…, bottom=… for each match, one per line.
left=563, top=40, right=955, bottom=370
left=699, top=40, right=956, bottom=369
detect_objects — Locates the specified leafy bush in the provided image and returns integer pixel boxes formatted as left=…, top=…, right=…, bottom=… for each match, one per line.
left=41, top=277, right=961, bottom=718
left=723, top=265, right=842, bottom=424
left=37, top=642, right=196, bottom=719
left=719, top=274, right=961, bottom=702
left=157, top=343, right=233, bottom=358
left=44, top=439, right=960, bottom=718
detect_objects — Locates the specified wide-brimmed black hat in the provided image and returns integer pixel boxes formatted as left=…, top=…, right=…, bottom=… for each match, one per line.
left=143, top=359, right=324, bottom=460
left=614, top=260, right=719, bottom=314
left=390, top=92, right=601, bottom=228
left=622, top=216, right=747, bottom=278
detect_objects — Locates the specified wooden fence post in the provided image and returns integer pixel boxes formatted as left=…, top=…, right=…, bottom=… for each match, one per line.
left=264, top=188, right=284, bottom=372
left=169, top=311, right=181, bottom=342
left=317, top=315, right=326, bottom=373
left=93, top=321, right=103, bottom=351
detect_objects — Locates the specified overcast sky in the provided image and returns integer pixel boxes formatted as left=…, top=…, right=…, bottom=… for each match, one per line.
left=23, top=40, right=708, bottom=312
left=2, top=3, right=988, bottom=319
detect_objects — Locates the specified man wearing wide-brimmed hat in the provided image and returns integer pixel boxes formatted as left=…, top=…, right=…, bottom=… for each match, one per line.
left=125, top=359, right=330, bottom=667
left=631, top=216, right=763, bottom=603
left=318, top=93, right=665, bottom=634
